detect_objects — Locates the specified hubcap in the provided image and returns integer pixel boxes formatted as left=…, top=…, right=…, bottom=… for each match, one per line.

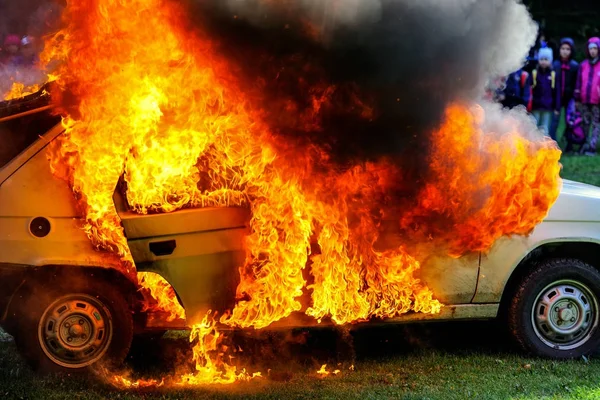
left=532, top=279, right=599, bottom=350
left=38, top=294, right=113, bottom=368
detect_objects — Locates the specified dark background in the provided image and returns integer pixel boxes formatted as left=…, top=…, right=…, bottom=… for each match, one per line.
left=525, top=0, right=600, bottom=59
left=1, top=1, right=599, bottom=58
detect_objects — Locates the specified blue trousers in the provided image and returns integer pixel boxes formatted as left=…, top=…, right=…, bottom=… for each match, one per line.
left=549, top=107, right=564, bottom=141
left=533, top=110, right=553, bottom=137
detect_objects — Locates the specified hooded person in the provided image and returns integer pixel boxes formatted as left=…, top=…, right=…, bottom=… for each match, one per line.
left=530, top=47, right=556, bottom=137
left=0, top=34, right=21, bottom=66
left=500, top=69, right=531, bottom=109
left=17, top=36, right=38, bottom=67
left=549, top=37, right=579, bottom=141
left=574, top=37, right=600, bottom=155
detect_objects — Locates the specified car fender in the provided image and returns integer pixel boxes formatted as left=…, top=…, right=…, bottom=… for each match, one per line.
left=0, top=124, right=126, bottom=275
left=474, top=221, right=600, bottom=303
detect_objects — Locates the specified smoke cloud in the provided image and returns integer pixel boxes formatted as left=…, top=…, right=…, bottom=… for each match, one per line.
left=219, top=0, right=536, bottom=77
left=0, top=0, right=63, bottom=98
left=182, top=0, right=538, bottom=167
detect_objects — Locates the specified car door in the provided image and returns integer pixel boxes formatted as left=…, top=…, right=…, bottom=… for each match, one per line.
left=418, top=253, right=481, bottom=305
left=116, top=192, right=250, bottom=325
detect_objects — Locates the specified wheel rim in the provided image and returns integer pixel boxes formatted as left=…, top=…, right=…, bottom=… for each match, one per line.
left=531, top=279, right=599, bottom=351
left=38, top=294, right=113, bottom=368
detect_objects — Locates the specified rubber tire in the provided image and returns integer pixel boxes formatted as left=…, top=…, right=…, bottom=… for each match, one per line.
left=13, top=277, right=133, bottom=374
left=508, top=258, right=600, bottom=359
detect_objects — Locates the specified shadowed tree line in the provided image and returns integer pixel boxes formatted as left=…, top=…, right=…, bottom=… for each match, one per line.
left=526, top=0, right=600, bottom=59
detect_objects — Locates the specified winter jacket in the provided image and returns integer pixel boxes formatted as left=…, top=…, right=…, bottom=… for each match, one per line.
left=553, top=59, right=579, bottom=110
left=574, top=37, right=600, bottom=105
left=565, top=99, right=586, bottom=144
left=531, top=67, right=555, bottom=111
left=501, top=70, right=531, bottom=107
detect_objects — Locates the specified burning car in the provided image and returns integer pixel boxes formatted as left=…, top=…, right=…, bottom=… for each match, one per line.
left=0, top=0, right=599, bottom=385
left=1, top=88, right=600, bottom=375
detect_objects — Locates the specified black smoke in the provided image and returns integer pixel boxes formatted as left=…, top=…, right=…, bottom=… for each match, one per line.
left=181, top=0, right=537, bottom=167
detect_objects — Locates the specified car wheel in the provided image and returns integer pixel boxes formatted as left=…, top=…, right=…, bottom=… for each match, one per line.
left=508, top=258, right=600, bottom=359
left=14, top=276, right=133, bottom=373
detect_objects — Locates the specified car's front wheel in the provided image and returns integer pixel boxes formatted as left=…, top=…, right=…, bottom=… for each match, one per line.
left=508, top=258, right=600, bottom=359
left=14, top=275, right=133, bottom=373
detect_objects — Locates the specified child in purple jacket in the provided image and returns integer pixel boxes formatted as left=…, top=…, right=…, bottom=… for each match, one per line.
left=564, top=99, right=586, bottom=153
left=574, top=37, right=600, bottom=155
left=530, top=47, right=556, bottom=137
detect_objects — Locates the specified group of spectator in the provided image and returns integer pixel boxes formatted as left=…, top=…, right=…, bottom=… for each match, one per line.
left=0, top=33, right=44, bottom=99
left=494, top=36, right=600, bottom=156
left=0, top=34, right=38, bottom=68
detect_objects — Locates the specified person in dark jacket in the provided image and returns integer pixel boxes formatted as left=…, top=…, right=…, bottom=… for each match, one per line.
left=549, top=38, right=579, bottom=141
left=0, top=34, right=21, bottom=66
left=500, top=69, right=530, bottom=109
left=530, top=47, right=556, bottom=137
left=574, top=37, right=600, bottom=156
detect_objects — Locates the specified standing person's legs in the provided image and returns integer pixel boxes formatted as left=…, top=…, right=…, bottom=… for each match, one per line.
left=532, top=110, right=542, bottom=127
left=565, top=136, right=574, bottom=153
left=579, top=103, right=593, bottom=153
left=588, top=105, right=600, bottom=153
left=535, top=111, right=553, bottom=137
left=549, top=109, right=561, bottom=141
left=542, top=111, right=553, bottom=136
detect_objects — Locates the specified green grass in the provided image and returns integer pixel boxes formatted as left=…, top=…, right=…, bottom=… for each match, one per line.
left=561, top=155, right=600, bottom=187
left=2, top=339, right=600, bottom=400
left=556, top=110, right=600, bottom=187
left=2, top=323, right=600, bottom=400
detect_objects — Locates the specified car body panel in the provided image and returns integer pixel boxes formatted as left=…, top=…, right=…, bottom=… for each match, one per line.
left=475, top=222, right=600, bottom=303
left=545, top=180, right=600, bottom=222
left=0, top=122, right=64, bottom=186
left=0, top=124, right=124, bottom=271
left=474, top=180, right=600, bottom=304
left=120, top=208, right=249, bottom=324
left=417, top=254, right=480, bottom=305
left=0, top=264, right=28, bottom=325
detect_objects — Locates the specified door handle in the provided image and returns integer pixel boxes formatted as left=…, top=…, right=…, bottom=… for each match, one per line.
left=149, top=240, right=177, bottom=256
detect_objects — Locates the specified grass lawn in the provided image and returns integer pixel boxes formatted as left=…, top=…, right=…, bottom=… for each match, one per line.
left=561, top=155, right=600, bottom=187
left=2, top=322, right=600, bottom=400
left=556, top=112, right=600, bottom=187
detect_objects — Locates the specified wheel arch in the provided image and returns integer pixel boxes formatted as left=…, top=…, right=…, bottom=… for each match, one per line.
left=4, top=265, right=142, bottom=331
left=499, top=241, right=600, bottom=315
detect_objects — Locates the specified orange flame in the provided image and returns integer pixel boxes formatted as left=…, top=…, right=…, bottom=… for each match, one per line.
left=21, top=0, right=562, bottom=386
left=3, top=82, right=43, bottom=101
left=179, top=314, right=262, bottom=385
left=401, top=104, right=562, bottom=257
left=111, top=375, right=165, bottom=389
left=138, top=272, right=185, bottom=321
left=316, top=364, right=341, bottom=376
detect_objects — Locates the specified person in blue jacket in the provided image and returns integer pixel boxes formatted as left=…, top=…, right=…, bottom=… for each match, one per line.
left=500, top=69, right=531, bottom=109
left=530, top=47, right=556, bottom=136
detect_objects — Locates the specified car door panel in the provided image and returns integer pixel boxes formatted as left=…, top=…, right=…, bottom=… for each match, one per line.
left=119, top=207, right=250, bottom=324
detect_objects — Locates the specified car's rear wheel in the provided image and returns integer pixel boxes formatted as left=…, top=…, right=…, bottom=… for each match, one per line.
left=14, top=276, right=133, bottom=373
left=508, top=258, right=600, bottom=359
